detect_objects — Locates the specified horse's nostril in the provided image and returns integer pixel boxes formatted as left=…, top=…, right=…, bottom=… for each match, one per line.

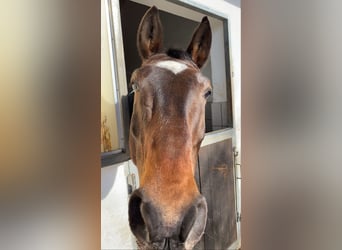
left=179, top=195, right=207, bottom=248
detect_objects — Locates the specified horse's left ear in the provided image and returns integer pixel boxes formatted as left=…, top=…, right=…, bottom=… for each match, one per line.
left=187, top=17, right=212, bottom=68
left=137, top=6, right=163, bottom=60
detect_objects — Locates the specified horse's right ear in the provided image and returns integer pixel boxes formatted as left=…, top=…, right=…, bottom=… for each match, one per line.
left=187, top=17, right=212, bottom=68
left=137, top=6, right=163, bottom=60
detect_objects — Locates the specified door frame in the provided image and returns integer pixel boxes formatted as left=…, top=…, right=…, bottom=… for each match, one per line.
left=109, top=0, right=241, bottom=152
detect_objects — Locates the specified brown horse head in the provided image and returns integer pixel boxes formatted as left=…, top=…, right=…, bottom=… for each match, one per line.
left=128, top=6, right=212, bottom=250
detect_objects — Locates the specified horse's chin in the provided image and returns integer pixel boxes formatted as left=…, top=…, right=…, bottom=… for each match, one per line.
left=136, top=238, right=187, bottom=250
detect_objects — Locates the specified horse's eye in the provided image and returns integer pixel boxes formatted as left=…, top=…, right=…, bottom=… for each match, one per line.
left=204, top=89, right=212, bottom=99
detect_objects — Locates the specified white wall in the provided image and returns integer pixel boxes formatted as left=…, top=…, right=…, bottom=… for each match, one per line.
left=101, top=163, right=137, bottom=249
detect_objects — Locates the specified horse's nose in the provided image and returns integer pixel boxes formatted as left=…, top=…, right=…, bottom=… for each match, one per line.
left=128, top=189, right=207, bottom=249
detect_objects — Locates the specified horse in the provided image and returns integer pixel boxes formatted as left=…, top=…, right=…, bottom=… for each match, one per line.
left=128, top=6, right=212, bottom=250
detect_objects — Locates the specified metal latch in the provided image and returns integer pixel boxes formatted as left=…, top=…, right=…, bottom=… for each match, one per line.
left=127, top=173, right=137, bottom=194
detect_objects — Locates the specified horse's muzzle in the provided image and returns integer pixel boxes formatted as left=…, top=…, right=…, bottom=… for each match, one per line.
left=128, top=189, right=207, bottom=250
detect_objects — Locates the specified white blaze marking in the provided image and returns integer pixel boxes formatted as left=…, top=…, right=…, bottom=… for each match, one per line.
left=155, top=60, right=188, bottom=74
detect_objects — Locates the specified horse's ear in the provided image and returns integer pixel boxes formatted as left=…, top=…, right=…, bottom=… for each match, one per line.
left=137, top=6, right=163, bottom=60
left=187, top=17, right=212, bottom=68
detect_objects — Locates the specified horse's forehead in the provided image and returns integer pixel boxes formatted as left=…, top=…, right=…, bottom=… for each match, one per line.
left=134, top=56, right=206, bottom=88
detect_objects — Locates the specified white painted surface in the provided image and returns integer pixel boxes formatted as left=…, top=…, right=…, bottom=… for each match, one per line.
left=101, top=163, right=137, bottom=249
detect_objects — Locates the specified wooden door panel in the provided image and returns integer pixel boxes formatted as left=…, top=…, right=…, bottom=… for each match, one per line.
left=194, top=138, right=237, bottom=249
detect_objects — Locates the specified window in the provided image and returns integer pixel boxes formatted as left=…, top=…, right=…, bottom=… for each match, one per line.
left=101, top=0, right=119, bottom=152
left=101, top=0, right=235, bottom=166
left=120, top=0, right=233, bottom=132
left=101, top=0, right=129, bottom=166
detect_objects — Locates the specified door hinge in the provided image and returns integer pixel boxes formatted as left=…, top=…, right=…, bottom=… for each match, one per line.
left=233, top=147, right=239, bottom=158
left=237, top=212, right=242, bottom=222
